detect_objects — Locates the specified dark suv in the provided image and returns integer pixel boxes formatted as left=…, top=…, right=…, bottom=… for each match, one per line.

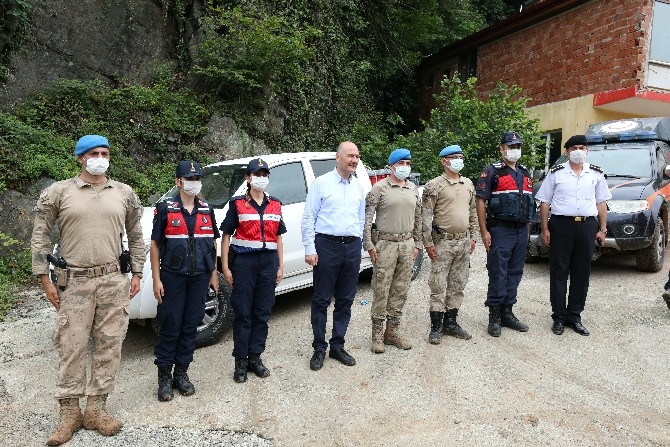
left=527, top=117, right=670, bottom=272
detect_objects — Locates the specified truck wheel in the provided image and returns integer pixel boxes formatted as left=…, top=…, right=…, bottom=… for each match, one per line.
left=151, top=272, right=233, bottom=348
left=196, top=272, right=233, bottom=348
left=635, top=219, right=665, bottom=272
left=411, top=249, right=424, bottom=280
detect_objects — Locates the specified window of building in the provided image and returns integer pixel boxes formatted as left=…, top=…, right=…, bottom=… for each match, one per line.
left=648, top=0, right=670, bottom=90
left=543, top=130, right=563, bottom=170
left=458, top=51, right=477, bottom=82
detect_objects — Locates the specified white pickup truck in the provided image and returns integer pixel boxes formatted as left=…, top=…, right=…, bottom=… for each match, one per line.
left=129, top=152, right=424, bottom=347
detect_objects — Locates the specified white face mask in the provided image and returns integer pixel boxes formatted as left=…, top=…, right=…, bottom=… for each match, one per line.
left=505, top=149, right=522, bottom=163
left=250, top=176, right=269, bottom=191
left=85, top=157, right=109, bottom=176
left=569, top=149, right=587, bottom=164
left=393, top=165, right=411, bottom=180
left=448, top=158, right=464, bottom=173
left=181, top=180, right=202, bottom=196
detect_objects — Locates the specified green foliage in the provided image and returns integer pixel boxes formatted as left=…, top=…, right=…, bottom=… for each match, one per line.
left=0, top=112, right=79, bottom=191
left=395, top=76, right=544, bottom=182
left=193, top=6, right=319, bottom=106
left=10, top=77, right=212, bottom=200
left=0, top=233, right=32, bottom=321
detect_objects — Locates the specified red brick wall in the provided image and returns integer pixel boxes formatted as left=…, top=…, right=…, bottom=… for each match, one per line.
left=477, top=0, right=650, bottom=106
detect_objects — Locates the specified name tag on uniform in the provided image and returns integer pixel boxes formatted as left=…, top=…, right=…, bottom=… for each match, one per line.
left=171, top=219, right=182, bottom=226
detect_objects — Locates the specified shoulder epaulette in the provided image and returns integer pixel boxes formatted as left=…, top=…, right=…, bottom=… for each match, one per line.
left=229, top=195, right=246, bottom=202
left=268, top=195, right=283, bottom=204
left=492, top=162, right=504, bottom=169
left=550, top=164, right=565, bottom=173
left=589, top=164, right=604, bottom=173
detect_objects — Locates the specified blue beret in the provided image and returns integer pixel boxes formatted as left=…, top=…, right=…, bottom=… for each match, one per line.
left=388, top=148, right=411, bottom=165
left=75, top=135, right=109, bottom=156
left=439, top=145, right=463, bottom=157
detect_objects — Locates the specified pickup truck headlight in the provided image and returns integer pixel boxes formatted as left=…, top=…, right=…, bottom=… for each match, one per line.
left=607, top=200, right=649, bottom=214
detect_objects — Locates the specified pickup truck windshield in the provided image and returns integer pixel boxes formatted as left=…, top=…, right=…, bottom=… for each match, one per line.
left=553, top=146, right=653, bottom=178
left=155, top=164, right=247, bottom=208
left=201, top=164, right=247, bottom=208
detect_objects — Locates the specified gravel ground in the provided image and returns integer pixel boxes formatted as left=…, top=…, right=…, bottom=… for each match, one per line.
left=1, top=247, right=670, bottom=446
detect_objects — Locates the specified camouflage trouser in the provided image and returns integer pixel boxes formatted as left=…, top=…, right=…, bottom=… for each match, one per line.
left=371, top=239, right=414, bottom=320
left=429, top=238, right=470, bottom=312
left=53, top=272, right=130, bottom=399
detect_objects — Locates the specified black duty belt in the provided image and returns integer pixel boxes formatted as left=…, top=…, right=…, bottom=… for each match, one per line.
left=490, top=220, right=527, bottom=229
left=316, top=233, right=360, bottom=244
left=551, top=215, right=596, bottom=222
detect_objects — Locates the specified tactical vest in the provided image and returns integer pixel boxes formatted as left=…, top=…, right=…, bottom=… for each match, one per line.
left=160, top=199, right=216, bottom=275
left=487, top=162, right=535, bottom=222
left=230, top=196, right=282, bottom=251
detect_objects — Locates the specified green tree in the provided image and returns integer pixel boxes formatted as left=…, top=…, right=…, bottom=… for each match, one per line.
left=395, top=76, right=544, bottom=182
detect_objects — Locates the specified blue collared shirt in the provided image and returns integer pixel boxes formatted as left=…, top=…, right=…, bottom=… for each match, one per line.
left=301, top=168, right=366, bottom=255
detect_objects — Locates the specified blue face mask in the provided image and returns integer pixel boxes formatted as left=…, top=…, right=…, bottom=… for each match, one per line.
left=394, top=165, right=411, bottom=180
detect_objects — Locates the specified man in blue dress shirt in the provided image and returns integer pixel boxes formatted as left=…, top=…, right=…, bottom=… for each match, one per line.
left=301, top=141, right=366, bottom=371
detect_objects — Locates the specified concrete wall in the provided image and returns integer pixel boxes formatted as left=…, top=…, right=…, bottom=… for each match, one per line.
left=527, top=95, right=645, bottom=144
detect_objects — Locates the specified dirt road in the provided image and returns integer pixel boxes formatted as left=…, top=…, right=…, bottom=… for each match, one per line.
left=1, top=248, right=669, bottom=446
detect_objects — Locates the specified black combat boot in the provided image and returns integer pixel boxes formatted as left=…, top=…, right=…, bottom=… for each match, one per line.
left=173, top=363, right=196, bottom=396
left=443, top=308, right=472, bottom=340
left=501, top=305, right=529, bottom=332
left=428, top=311, right=444, bottom=345
left=157, top=365, right=174, bottom=402
left=488, top=305, right=502, bottom=337
left=248, top=354, right=271, bottom=378
left=233, top=358, right=248, bottom=383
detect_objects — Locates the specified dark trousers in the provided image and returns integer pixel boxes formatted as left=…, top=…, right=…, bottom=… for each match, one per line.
left=230, top=250, right=278, bottom=358
left=485, top=225, right=529, bottom=307
left=311, top=236, right=362, bottom=351
left=154, top=270, right=209, bottom=367
left=549, top=216, right=598, bottom=323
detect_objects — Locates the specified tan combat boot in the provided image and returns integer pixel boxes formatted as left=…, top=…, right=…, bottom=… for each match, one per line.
left=83, top=394, right=122, bottom=436
left=384, top=317, right=412, bottom=350
left=371, top=318, right=385, bottom=353
left=46, top=398, right=83, bottom=445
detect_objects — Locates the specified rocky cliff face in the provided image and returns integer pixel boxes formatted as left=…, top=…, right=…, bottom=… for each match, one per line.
left=1, top=0, right=177, bottom=108
left=0, top=0, right=284, bottom=248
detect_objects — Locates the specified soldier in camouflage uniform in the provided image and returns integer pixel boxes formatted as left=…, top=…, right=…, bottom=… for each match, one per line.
left=363, top=148, right=422, bottom=353
left=31, top=135, right=144, bottom=446
left=422, top=145, right=478, bottom=345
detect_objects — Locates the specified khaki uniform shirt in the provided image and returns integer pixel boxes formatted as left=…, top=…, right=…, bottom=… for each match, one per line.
left=422, top=173, right=478, bottom=247
left=363, top=178, right=422, bottom=251
left=31, top=176, right=145, bottom=274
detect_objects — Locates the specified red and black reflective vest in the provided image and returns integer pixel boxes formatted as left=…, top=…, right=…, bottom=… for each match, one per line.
left=230, top=195, right=282, bottom=251
left=160, top=199, right=216, bottom=275
left=488, top=162, right=535, bottom=222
